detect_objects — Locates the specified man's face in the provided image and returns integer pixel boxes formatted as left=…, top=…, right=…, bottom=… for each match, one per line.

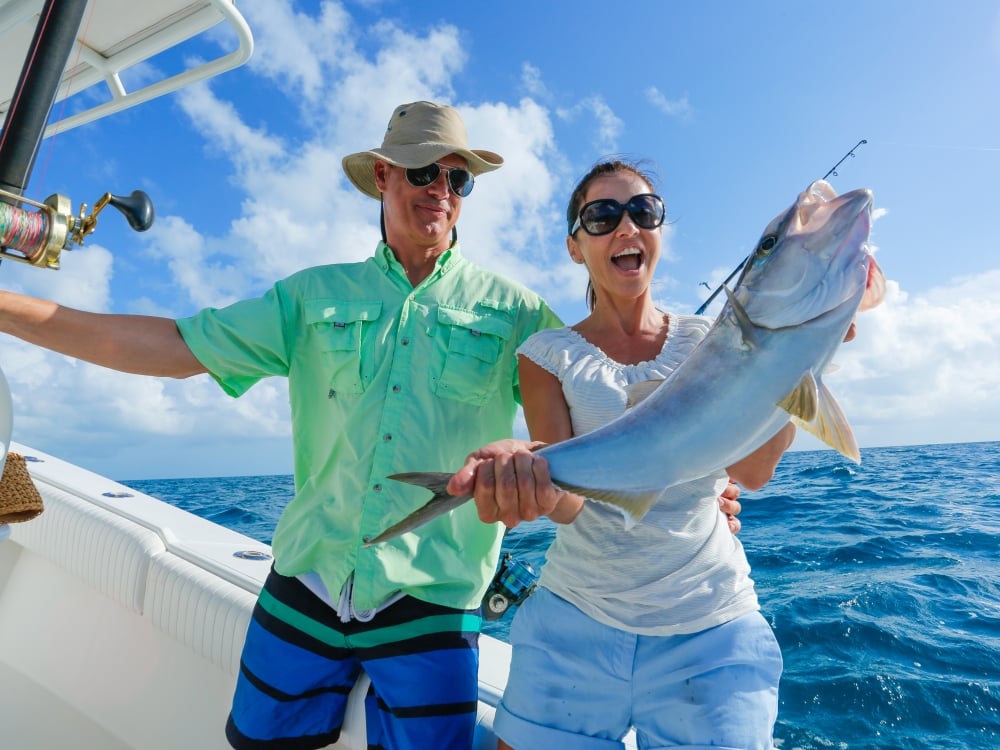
left=374, top=153, right=469, bottom=255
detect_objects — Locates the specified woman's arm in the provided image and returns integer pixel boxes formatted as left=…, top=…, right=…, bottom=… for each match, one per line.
left=517, top=355, right=585, bottom=523
left=725, top=422, right=797, bottom=490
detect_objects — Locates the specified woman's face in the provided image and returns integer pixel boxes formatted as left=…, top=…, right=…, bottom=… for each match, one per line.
left=567, top=171, right=663, bottom=304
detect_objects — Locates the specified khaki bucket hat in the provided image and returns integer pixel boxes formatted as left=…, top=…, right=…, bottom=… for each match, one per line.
left=342, top=101, right=504, bottom=200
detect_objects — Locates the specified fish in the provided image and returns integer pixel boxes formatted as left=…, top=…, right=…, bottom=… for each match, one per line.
left=364, top=179, right=886, bottom=546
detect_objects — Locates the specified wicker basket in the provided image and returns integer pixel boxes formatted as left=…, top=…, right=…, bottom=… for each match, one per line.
left=0, top=452, right=44, bottom=523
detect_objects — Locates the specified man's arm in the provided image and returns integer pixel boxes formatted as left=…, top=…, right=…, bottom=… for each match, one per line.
left=0, top=290, right=206, bottom=378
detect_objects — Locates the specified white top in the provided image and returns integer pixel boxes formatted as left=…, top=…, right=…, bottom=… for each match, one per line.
left=517, top=313, right=760, bottom=635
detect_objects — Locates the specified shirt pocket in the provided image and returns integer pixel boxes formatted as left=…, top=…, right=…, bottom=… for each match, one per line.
left=434, top=306, right=513, bottom=405
left=305, top=299, right=383, bottom=394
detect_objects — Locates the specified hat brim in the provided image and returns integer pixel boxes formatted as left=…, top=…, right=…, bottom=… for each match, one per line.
left=342, top=144, right=503, bottom=200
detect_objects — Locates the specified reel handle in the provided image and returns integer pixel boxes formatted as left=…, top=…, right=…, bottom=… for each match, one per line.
left=105, top=190, right=154, bottom=232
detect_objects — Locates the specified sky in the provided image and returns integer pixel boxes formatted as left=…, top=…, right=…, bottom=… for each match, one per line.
left=1, top=0, right=998, bottom=480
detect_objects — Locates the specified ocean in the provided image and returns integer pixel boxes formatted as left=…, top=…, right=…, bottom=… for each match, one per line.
left=126, top=441, right=1000, bottom=749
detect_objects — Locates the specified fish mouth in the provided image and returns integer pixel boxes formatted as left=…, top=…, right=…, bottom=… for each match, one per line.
left=833, top=187, right=873, bottom=237
left=611, top=247, right=644, bottom=272
left=826, top=187, right=874, bottom=270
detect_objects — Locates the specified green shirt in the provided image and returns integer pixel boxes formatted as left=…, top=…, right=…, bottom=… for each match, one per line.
left=177, top=242, right=561, bottom=610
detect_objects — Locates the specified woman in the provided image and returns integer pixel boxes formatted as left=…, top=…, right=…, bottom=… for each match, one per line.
left=492, top=159, right=795, bottom=750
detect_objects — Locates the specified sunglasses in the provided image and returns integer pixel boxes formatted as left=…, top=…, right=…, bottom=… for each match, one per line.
left=570, top=193, right=666, bottom=236
left=403, top=162, right=475, bottom=197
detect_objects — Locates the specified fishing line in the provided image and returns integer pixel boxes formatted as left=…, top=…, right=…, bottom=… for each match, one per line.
left=501, top=525, right=530, bottom=556
left=0, top=201, right=48, bottom=251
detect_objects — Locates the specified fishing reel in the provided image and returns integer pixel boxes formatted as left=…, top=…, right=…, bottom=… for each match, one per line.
left=481, top=553, right=539, bottom=621
left=0, top=187, right=154, bottom=270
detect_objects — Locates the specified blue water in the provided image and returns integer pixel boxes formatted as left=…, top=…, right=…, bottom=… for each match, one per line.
left=126, top=441, right=1000, bottom=749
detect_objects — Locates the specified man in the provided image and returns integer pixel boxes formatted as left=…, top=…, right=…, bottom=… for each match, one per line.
left=0, top=101, right=562, bottom=749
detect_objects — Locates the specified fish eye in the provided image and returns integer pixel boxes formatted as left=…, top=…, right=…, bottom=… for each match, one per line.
left=757, top=234, right=778, bottom=255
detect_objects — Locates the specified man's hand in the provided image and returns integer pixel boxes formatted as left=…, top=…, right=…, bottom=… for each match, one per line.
left=447, top=439, right=580, bottom=528
left=844, top=319, right=857, bottom=342
left=720, top=480, right=742, bottom=534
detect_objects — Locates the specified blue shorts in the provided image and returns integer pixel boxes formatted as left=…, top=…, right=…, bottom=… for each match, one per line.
left=225, top=569, right=482, bottom=750
left=495, top=588, right=782, bottom=750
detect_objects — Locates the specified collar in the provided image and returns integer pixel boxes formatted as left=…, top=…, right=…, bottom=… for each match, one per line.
left=375, top=241, right=464, bottom=277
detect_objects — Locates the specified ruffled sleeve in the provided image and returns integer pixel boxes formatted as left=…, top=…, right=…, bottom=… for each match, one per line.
left=516, top=327, right=591, bottom=381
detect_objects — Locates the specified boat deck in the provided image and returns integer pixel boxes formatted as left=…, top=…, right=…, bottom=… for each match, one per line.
left=0, top=661, right=131, bottom=749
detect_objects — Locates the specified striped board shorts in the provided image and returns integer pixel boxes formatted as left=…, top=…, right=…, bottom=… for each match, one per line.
left=225, top=568, right=482, bottom=750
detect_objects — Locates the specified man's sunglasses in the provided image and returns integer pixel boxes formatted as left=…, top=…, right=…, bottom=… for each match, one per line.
left=570, top=193, right=666, bottom=236
left=404, top=162, right=475, bottom=197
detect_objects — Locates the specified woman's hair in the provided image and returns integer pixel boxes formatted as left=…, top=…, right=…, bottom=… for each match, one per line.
left=566, top=157, right=660, bottom=311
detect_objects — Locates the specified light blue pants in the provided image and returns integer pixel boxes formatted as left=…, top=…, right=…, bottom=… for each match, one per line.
left=495, top=587, right=782, bottom=750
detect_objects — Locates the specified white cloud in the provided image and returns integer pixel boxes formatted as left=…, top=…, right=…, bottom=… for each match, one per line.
left=556, top=97, right=623, bottom=154
left=521, top=63, right=549, bottom=99
left=239, top=0, right=354, bottom=103
left=792, top=270, right=1000, bottom=452
left=645, top=86, right=693, bottom=121
left=4, top=243, right=114, bottom=311
left=165, top=15, right=577, bottom=305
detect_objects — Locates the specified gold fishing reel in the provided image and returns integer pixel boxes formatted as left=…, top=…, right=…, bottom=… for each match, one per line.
left=0, top=187, right=153, bottom=269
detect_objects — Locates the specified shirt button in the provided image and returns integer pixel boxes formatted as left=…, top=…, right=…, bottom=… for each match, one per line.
left=392, top=384, right=401, bottom=393
left=373, top=484, right=383, bottom=492
left=383, top=433, right=392, bottom=442
left=401, top=338, right=410, bottom=346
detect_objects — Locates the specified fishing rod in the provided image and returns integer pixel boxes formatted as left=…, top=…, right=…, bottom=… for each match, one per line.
left=0, top=0, right=154, bottom=270
left=694, top=139, right=868, bottom=315
left=823, top=139, right=868, bottom=180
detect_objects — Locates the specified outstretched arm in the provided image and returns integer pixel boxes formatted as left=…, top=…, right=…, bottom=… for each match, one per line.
left=0, top=290, right=206, bottom=378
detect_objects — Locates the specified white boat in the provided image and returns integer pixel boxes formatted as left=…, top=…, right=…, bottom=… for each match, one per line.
left=0, top=440, right=511, bottom=749
left=0, top=1, right=512, bottom=747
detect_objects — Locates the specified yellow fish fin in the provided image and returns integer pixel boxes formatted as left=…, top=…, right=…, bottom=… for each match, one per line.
left=791, top=379, right=860, bottom=463
left=778, top=371, right=819, bottom=422
left=555, top=481, right=661, bottom=529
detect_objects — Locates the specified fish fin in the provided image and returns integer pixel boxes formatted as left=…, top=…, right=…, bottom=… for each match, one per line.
left=778, top=371, right=819, bottom=422
left=555, top=481, right=660, bottom=528
left=363, top=472, right=471, bottom=546
left=791, top=380, right=861, bottom=463
left=723, top=284, right=757, bottom=348
left=624, top=378, right=666, bottom=410
left=388, top=471, right=454, bottom=496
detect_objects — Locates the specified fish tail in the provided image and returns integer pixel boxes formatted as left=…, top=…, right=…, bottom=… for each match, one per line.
left=362, top=472, right=471, bottom=547
left=389, top=471, right=454, bottom=497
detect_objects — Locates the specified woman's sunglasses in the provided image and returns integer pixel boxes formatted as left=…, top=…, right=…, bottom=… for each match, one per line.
left=404, top=162, right=475, bottom=197
left=570, top=193, right=666, bottom=236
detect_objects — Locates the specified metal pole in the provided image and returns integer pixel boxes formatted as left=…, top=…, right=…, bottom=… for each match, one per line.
left=0, top=0, right=88, bottom=197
